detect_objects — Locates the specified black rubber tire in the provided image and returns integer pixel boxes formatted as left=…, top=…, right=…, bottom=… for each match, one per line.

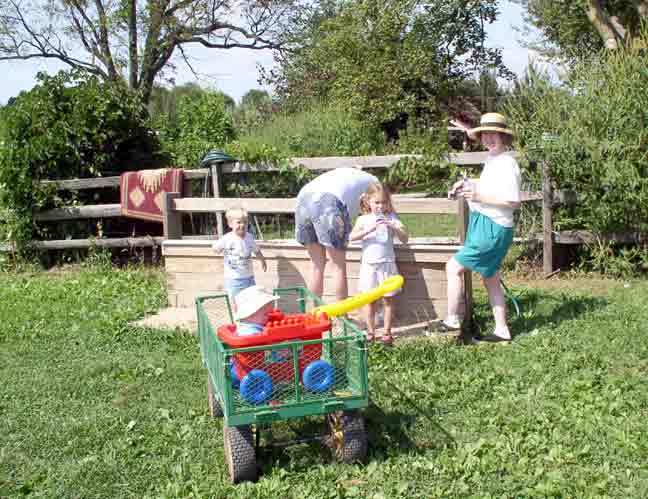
left=223, top=425, right=257, bottom=483
left=326, top=410, right=368, bottom=463
left=207, top=374, right=224, bottom=418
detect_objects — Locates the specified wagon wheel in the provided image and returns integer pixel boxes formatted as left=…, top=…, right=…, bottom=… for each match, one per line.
left=326, top=410, right=368, bottom=463
left=207, top=374, right=223, bottom=418
left=223, top=425, right=257, bottom=484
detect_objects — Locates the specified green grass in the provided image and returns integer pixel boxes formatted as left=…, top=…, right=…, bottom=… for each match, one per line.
left=252, top=214, right=458, bottom=240
left=1, top=266, right=647, bottom=498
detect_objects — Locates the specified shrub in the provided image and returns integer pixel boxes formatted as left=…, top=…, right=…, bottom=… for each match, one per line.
left=156, top=90, right=234, bottom=168
left=503, top=34, right=648, bottom=236
left=0, top=69, right=160, bottom=256
left=233, top=103, right=384, bottom=158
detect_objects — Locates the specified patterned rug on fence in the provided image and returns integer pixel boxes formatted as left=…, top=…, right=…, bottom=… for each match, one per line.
left=120, top=168, right=184, bottom=222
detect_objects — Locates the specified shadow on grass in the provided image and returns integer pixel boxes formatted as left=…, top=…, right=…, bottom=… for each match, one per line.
left=254, top=392, right=455, bottom=477
left=471, top=286, right=609, bottom=339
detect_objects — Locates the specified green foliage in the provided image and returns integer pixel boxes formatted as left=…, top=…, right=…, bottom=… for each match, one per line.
left=383, top=125, right=456, bottom=193
left=2, top=267, right=648, bottom=497
left=503, top=35, right=648, bottom=237
left=513, top=0, right=648, bottom=60
left=155, top=89, right=235, bottom=168
left=267, top=0, right=507, bottom=131
left=0, top=70, right=161, bottom=256
left=233, top=103, right=384, bottom=158
left=233, top=89, right=275, bottom=132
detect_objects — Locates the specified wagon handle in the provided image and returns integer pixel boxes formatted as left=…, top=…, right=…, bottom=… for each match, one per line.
left=310, top=275, right=404, bottom=318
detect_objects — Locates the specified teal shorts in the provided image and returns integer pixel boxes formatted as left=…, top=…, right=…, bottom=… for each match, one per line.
left=454, top=211, right=514, bottom=278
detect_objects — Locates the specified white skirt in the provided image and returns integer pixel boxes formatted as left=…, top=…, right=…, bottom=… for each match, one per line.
left=357, top=261, right=400, bottom=297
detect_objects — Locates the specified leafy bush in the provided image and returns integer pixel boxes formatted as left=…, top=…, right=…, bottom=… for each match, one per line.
left=503, top=35, right=648, bottom=236
left=156, top=90, right=234, bottom=168
left=0, top=70, right=162, bottom=256
left=233, top=103, right=384, bottom=158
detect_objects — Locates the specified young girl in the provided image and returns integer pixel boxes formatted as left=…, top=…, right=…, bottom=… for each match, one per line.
left=350, top=183, right=408, bottom=345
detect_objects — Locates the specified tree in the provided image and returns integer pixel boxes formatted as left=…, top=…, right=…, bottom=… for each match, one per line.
left=264, top=0, right=511, bottom=139
left=148, top=83, right=234, bottom=128
left=514, top=0, right=648, bottom=58
left=0, top=0, right=298, bottom=103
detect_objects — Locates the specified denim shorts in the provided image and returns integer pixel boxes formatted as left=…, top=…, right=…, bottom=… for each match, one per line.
left=295, top=192, right=351, bottom=250
left=225, top=276, right=256, bottom=299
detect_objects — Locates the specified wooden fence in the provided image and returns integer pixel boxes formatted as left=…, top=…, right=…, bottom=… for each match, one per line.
left=0, top=151, right=577, bottom=273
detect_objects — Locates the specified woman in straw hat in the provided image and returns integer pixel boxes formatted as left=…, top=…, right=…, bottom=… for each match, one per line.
left=441, top=112, right=521, bottom=342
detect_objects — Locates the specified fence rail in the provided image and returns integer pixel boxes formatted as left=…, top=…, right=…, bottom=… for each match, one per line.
left=40, top=152, right=513, bottom=191
left=1, top=151, right=590, bottom=275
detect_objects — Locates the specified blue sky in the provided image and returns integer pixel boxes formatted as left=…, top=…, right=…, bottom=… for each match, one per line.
left=1, top=1, right=546, bottom=105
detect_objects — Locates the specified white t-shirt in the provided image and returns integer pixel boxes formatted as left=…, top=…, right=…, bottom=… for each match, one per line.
left=298, top=168, right=379, bottom=219
left=355, top=213, right=402, bottom=264
left=212, top=232, right=259, bottom=279
left=469, top=154, right=521, bottom=228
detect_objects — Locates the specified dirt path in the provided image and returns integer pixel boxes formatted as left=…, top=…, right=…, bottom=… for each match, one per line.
left=133, top=275, right=623, bottom=332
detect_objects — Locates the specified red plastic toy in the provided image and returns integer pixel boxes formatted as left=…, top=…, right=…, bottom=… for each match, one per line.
left=217, top=309, right=332, bottom=383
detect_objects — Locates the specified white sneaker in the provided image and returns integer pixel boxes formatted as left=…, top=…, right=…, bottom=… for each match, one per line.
left=442, top=315, right=462, bottom=329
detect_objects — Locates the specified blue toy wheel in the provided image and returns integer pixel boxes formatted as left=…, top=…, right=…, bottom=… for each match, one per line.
left=240, top=369, right=273, bottom=405
left=303, top=360, right=334, bottom=393
left=229, top=359, right=240, bottom=389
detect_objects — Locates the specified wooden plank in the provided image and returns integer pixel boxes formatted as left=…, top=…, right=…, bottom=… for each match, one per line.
left=12, top=236, right=165, bottom=250
left=542, top=159, right=553, bottom=274
left=42, top=177, right=122, bottom=190
left=162, top=240, right=460, bottom=263
left=172, top=196, right=458, bottom=215
left=35, top=204, right=121, bottom=221
left=37, top=152, right=520, bottom=192
left=163, top=192, right=182, bottom=239
left=552, top=230, right=648, bottom=245
left=24, top=191, right=547, bottom=223
left=174, top=197, right=297, bottom=214
left=210, top=164, right=225, bottom=237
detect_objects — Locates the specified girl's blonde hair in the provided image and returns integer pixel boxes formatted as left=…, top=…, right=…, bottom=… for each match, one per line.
left=359, top=183, right=395, bottom=215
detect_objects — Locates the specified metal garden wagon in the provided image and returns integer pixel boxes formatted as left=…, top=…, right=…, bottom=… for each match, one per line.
left=195, top=286, right=371, bottom=483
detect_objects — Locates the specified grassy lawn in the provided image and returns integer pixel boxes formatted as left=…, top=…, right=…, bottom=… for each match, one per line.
left=252, top=213, right=458, bottom=240
left=1, top=265, right=647, bottom=498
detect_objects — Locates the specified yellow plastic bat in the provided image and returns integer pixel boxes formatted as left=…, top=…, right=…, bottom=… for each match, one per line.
left=311, top=275, right=404, bottom=318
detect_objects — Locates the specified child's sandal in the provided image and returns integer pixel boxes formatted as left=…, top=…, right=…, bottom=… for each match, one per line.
left=365, top=332, right=376, bottom=342
left=379, top=334, right=394, bottom=346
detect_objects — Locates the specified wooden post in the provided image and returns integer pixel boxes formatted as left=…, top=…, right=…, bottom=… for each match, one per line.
left=210, top=163, right=225, bottom=237
left=458, top=198, right=473, bottom=330
left=162, top=192, right=182, bottom=239
left=542, top=159, right=553, bottom=274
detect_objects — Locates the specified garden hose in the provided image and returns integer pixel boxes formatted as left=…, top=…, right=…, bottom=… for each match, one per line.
left=500, top=279, right=521, bottom=317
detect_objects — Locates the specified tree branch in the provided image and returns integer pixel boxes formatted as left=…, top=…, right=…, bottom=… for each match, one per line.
left=584, top=0, right=625, bottom=49
left=93, top=0, right=119, bottom=79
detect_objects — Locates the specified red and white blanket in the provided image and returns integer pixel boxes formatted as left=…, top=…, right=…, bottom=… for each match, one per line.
left=120, top=168, right=184, bottom=222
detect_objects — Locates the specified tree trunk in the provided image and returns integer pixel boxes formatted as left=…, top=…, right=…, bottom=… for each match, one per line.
left=585, top=0, right=625, bottom=49
left=128, top=0, right=138, bottom=89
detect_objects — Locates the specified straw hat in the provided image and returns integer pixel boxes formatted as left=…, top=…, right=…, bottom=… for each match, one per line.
left=234, top=285, right=279, bottom=321
left=468, top=112, right=514, bottom=139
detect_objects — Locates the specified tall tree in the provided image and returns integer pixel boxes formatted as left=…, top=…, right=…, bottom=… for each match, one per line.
left=0, top=0, right=298, bottom=103
left=514, top=0, right=648, bottom=58
left=264, top=0, right=510, bottom=137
